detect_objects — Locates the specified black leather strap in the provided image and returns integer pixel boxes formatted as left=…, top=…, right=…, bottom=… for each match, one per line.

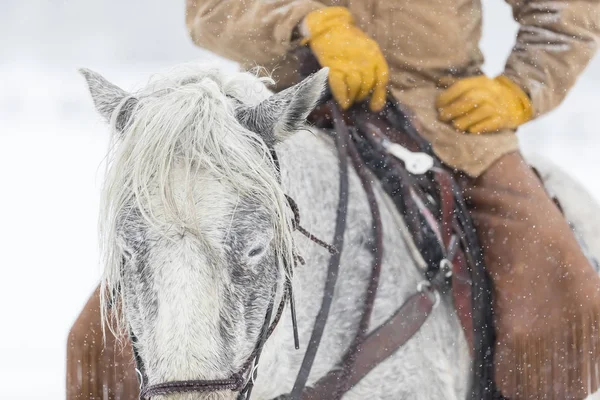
left=289, top=104, right=351, bottom=398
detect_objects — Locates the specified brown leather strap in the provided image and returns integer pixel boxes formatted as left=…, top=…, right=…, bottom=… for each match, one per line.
left=300, top=291, right=435, bottom=400
left=435, top=170, right=475, bottom=351
left=453, top=249, right=474, bottom=348
left=436, top=170, right=454, bottom=249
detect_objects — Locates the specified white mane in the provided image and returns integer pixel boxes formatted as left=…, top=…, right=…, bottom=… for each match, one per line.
left=98, top=65, right=296, bottom=334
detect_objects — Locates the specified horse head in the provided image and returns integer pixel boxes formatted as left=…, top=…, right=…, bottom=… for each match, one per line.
left=81, top=65, right=328, bottom=399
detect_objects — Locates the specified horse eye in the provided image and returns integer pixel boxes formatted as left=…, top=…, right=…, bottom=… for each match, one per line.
left=247, top=246, right=265, bottom=258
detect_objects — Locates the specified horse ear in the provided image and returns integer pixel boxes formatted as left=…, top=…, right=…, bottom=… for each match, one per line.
left=237, top=68, right=329, bottom=145
left=79, top=68, right=137, bottom=132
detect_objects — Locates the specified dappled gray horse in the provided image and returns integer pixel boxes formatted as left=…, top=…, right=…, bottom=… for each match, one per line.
left=81, top=64, right=599, bottom=400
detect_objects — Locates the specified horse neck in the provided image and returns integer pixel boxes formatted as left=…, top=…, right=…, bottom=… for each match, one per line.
left=250, top=129, right=472, bottom=399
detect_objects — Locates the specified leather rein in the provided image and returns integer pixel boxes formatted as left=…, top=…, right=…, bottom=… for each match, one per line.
left=132, top=98, right=501, bottom=399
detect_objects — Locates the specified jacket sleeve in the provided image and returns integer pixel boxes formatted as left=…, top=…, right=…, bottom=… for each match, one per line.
left=503, top=0, right=600, bottom=117
left=185, top=0, right=325, bottom=67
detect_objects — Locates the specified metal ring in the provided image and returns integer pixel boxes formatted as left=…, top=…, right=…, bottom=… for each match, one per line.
left=251, top=361, right=259, bottom=385
left=135, top=368, right=144, bottom=390
left=431, top=289, right=441, bottom=308
left=440, top=258, right=453, bottom=278
left=416, top=280, right=431, bottom=293
left=416, top=280, right=441, bottom=309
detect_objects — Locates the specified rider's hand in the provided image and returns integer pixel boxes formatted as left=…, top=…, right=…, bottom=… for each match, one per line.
left=436, top=75, right=533, bottom=134
left=301, top=7, right=389, bottom=111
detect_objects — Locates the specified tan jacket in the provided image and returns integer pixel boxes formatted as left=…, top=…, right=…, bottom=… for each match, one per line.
left=186, top=0, right=600, bottom=176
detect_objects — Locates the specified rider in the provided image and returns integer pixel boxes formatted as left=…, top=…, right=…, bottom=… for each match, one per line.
left=185, top=0, right=600, bottom=398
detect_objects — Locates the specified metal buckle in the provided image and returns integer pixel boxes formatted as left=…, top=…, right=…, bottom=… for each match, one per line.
left=440, top=258, right=453, bottom=278
left=135, top=368, right=144, bottom=390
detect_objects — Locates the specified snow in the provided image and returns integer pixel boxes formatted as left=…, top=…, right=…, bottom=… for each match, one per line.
left=0, top=1, right=599, bottom=399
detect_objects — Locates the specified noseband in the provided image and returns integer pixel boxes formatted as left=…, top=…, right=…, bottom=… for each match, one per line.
left=137, top=285, right=280, bottom=400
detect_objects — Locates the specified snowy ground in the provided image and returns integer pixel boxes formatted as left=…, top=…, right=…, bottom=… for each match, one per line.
left=1, top=1, right=599, bottom=399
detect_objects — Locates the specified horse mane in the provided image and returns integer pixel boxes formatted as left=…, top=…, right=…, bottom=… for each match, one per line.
left=98, top=65, right=296, bottom=337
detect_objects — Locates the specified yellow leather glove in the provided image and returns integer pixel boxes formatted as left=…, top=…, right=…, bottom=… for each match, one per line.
left=436, top=75, right=533, bottom=134
left=301, top=7, right=389, bottom=111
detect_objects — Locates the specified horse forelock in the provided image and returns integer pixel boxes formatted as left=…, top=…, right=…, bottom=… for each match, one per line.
left=98, top=66, right=295, bottom=336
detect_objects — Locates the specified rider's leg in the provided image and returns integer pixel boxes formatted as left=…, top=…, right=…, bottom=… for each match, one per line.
left=66, top=286, right=139, bottom=400
left=462, top=151, right=600, bottom=400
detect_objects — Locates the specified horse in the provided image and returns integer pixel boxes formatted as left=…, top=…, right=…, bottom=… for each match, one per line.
left=80, top=63, right=600, bottom=400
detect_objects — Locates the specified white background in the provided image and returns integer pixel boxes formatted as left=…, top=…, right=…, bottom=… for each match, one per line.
left=1, top=1, right=599, bottom=398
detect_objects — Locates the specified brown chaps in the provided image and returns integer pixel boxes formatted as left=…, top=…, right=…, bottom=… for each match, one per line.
left=66, top=152, right=600, bottom=399
left=66, top=288, right=139, bottom=399
left=463, top=152, right=600, bottom=399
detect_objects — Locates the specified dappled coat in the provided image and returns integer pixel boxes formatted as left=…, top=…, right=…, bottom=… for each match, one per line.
left=186, top=0, right=600, bottom=176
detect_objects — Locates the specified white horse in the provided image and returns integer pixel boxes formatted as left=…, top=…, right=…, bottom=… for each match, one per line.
left=81, top=64, right=600, bottom=400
